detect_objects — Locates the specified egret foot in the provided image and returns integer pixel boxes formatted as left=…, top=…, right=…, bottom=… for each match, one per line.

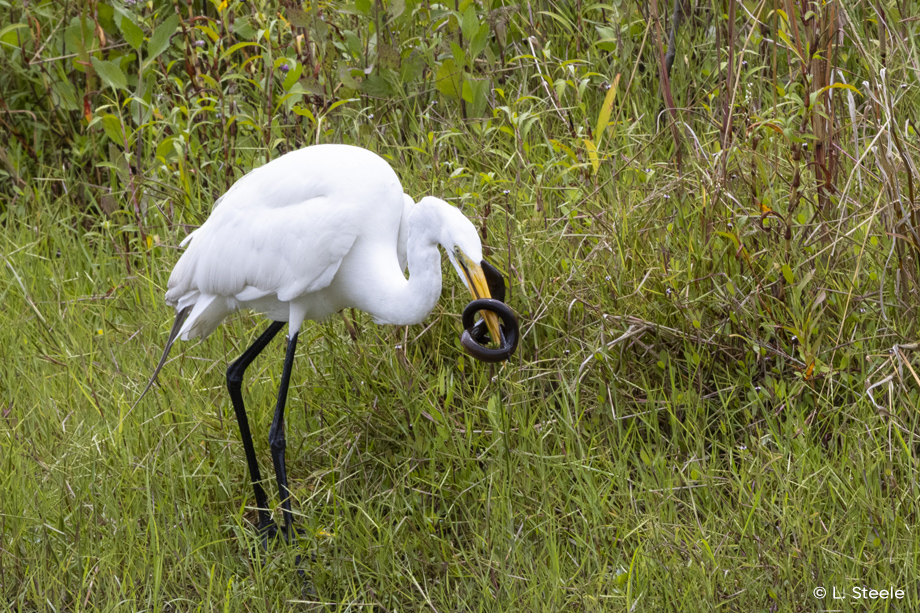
left=257, top=522, right=309, bottom=552
left=254, top=523, right=317, bottom=582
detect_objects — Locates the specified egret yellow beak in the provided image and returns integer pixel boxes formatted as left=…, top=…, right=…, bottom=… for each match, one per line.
left=461, top=258, right=504, bottom=345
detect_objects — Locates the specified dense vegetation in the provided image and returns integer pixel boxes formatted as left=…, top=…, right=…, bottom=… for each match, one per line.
left=3, top=0, right=920, bottom=610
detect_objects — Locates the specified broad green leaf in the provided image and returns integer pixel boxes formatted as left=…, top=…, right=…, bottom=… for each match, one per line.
left=337, top=63, right=360, bottom=90
left=155, top=136, right=177, bottom=161
left=781, top=263, right=794, bottom=285
left=292, top=105, right=316, bottom=122
left=449, top=41, right=466, bottom=69
left=147, top=14, right=179, bottom=61
left=355, top=0, right=372, bottom=16
left=463, top=78, right=490, bottom=117
left=298, top=76, right=324, bottom=96
left=377, top=43, right=400, bottom=70
left=233, top=17, right=256, bottom=40
left=594, top=25, right=618, bottom=52
left=388, top=0, right=405, bottom=20
left=343, top=31, right=363, bottom=58
left=97, top=2, right=116, bottom=32
left=361, top=74, right=396, bottom=98
left=51, top=77, right=80, bottom=111
left=469, top=23, right=489, bottom=60
left=118, top=15, right=144, bottom=50
left=399, top=51, right=424, bottom=82
left=282, top=62, right=304, bottom=91
left=200, top=73, right=219, bottom=90
left=312, top=17, right=329, bottom=41
left=435, top=58, right=462, bottom=99
left=461, top=6, right=478, bottom=41
left=91, top=57, right=127, bottom=91
left=101, top=114, right=125, bottom=144
left=286, top=7, right=311, bottom=28
left=0, top=23, right=30, bottom=48
left=64, top=18, right=94, bottom=57
left=461, top=80, right=474, bottom=103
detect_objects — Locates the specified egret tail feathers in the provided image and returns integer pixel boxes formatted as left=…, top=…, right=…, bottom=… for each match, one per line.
left=131, top=305, right=193, bottom=410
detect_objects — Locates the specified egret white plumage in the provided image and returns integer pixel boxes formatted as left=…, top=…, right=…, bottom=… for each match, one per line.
left=137, top=144, right=517, bottom=545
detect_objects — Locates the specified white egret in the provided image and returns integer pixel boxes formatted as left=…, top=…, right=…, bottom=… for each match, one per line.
left=137, top=144, right=517, bottom=545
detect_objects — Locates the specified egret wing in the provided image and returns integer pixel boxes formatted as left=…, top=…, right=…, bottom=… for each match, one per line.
left=166, top=195, right=360, bottom=306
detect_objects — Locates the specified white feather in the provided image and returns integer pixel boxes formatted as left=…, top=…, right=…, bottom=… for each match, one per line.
left=164, top=144, right=483, bottom=339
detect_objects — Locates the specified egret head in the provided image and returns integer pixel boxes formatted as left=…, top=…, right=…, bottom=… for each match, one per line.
left=418, top=197, right=505, bottom=345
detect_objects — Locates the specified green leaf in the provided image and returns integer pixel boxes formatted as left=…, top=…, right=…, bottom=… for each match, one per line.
left=469, top=23, right=489, bottom=60
left=594, top=25, right=618, bottom=52
left=781, top=263, right=794, bottom=285
left=155, top=136, right=178, bottom=161
left=147, top=14, right=179, bottom=62
left=355, top=0, right=372, bottom=16
left=361, top=73, right=396, bottom=98
left=142, top=71, right=156, bottom=104
left=286, top=7, right=311, bottom=28
left=118, top=15, right=144, bottom=50
left=51, top=77, right=80, bottom=111
left=463, top=78, right=490, bottom=117
left=101, top=114, right=125, bottom=144
left=64, top=18, right=94, bottom=58
left=312, top=17, right=329, bottom=41
left=388, top=0, right=405, bottom=20
left=292, top=105, right=316, bottom=122
left=399, top=51, right=424, bottom=82
left=336, top=64, right=360, bottom=90
left=343, top=31, right=363, bottom=58
left=222, top=41, right=259, bottom=59
left=298, top=76, right=324, bottom=96
left=594, top=74, right=620, bottom=144
left=449, top=41, right=465, bottom=69
left=91, top=57, right=127, bottom=91
left=233, top=17, right=256, bottom=40
left=325, top=97, right=359, bottom=114
left=537, top=10, right=574, bottom=35
left=461, top=6, right=478, bottom=41
left=583, top=139, right=599, bottom=174
left=282, top=62, right=304, bottom=91
left=377, top=43, right=400, bottom=70
left=0, top=23, right=30, bottom=48
left=435, top=58, right=463, bottom=99
left=97, top=2, right=116, bottom=33
left=639, top=448, right=651, bottom=466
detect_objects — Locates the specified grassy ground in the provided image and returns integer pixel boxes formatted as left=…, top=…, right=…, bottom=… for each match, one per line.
left=3, top=0, right=920, bottom=610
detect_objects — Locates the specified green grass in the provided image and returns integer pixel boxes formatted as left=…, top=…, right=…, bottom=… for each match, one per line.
left=3, top=0, right=920, bottom=610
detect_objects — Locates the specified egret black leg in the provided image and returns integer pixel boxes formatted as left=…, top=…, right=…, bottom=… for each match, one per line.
left=226, top=321, right=286, bottom=536
left=269, top=331, right=299, bottom=542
